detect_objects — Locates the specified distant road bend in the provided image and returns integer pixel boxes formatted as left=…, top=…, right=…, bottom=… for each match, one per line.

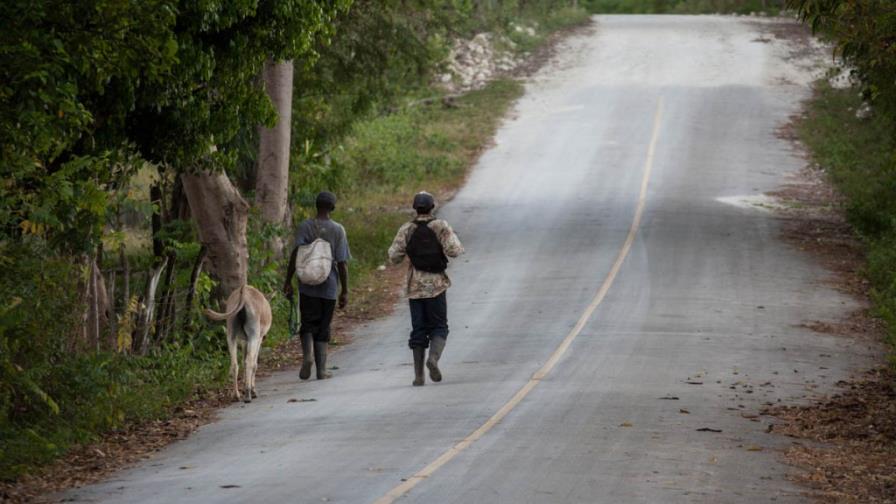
left=65, top=15, right=873, bottom=504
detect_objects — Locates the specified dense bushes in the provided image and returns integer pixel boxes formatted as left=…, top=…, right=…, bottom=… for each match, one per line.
left=791, top=0, right=896, bottom=121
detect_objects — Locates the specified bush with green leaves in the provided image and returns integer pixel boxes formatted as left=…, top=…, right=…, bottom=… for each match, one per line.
left=790, top=0, right=896, bottom=123
left=0, top=0, right=349, bottom=254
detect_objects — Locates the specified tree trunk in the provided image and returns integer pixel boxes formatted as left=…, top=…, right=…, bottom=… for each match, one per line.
left=181, top=171, right=249, bottom=296
left=255, top=59, right=295, bottom=257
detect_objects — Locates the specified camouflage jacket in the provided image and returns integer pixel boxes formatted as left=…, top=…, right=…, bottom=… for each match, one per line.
left=387, top=214, right=464, bottom=299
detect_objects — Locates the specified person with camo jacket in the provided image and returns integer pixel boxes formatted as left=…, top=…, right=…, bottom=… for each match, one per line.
left=388, top=192, right=464, bottom=386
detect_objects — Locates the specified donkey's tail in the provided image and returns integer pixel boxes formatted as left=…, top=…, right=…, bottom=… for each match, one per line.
left=204, top=286, right=246, bottom=321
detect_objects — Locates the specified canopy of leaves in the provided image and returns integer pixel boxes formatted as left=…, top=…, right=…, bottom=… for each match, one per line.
left=789, top=0, right=896, bottom=124
left=0, top=0, right=349, bottom=253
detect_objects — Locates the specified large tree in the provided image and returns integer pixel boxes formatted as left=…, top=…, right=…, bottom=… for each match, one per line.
left=255, top=59, right=295, bottom=258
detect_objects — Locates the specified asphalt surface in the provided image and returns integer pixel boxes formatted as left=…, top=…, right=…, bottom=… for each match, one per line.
left=64, top=15, right=879, bottom=504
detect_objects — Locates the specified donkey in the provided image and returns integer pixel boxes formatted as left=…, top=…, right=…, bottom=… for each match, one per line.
left=204, top=285, right=272, bottom=403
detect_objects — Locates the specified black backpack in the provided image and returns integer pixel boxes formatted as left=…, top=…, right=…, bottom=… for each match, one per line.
left=406, top=220, right=448, bottom=273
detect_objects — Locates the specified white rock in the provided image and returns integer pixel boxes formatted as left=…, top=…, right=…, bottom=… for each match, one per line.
left=856, top=102, right=873, bottom=120
left=472, top=33, right=491, bottom=45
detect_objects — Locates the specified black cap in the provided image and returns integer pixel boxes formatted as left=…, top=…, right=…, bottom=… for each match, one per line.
left=315, top=191, right=337, bottom=209
left=412, top=191, right=435, bottom=210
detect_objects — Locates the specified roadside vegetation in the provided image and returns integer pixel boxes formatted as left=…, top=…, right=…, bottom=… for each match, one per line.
left=796, top=85, right=896, bottom=355
left=771, top=2, right=896, bottom=500
left=790, top=0, right=896, bottom=358
left=0, top=0, right=587, bottom=486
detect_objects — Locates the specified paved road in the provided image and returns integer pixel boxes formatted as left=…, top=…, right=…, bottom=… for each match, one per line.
left=65, top=16, right=877, bottom=504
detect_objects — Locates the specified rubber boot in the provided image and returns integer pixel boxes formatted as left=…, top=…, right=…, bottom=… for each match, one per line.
left=412, top=347, right=426, bottom=386
left=314, top=341, right=332, bottom=380
left=426, top=337, right=446, bottom=382
left=299, top=333, right=313, bottom=380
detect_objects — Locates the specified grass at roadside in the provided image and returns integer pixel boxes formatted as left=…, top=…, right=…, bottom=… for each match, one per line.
left=795, top=83, right=896, bottom=359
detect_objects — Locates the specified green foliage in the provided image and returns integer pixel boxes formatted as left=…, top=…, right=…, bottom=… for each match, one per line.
left=0, top=242, right=83, bottom=423
left=334, top=79, right=523, bottom=192
left=799, top=85, right=896, bottom=236
left=867, top=233, right=896, bottom=355
left=1, top=0, right=176, bottom=252
left=291, top=1, right=443, bottom=147
left=789, top=0, right=896, bottom=122
left=0, top=239, right=231, bottom=480
left=797, top=84, right=896, bottom=356
left=337, top=113, right=461, bottom=186
left=0, top=345, right=228, bottom=480
left=0, top=0, right=349, bottom=253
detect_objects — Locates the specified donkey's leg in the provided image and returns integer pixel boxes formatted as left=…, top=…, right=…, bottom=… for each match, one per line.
left=248, top=336, right=263, bottom=399
left=226, top=324, right=241, bottom=402
left=244, top=317, right=263, bottom=400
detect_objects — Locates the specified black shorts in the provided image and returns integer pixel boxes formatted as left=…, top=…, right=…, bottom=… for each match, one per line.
left=299, top=293, right=336, bottom=342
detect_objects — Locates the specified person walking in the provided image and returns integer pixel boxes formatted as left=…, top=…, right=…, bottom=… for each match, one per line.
left=388, top=192, right=464, bottom=386
left=284, top=191, right=350, bottom=380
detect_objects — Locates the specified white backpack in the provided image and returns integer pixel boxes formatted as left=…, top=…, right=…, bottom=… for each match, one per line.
left=295, top=221, right=333, bottom=285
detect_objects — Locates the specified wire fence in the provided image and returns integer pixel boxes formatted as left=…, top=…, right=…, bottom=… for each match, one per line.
left=95, top=255, right=207, bottom=355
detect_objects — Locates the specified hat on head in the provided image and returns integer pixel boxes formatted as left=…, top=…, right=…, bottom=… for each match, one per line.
left=315, top=191, right=337, bottom=209
left=412, top=191, right=435, bottom=211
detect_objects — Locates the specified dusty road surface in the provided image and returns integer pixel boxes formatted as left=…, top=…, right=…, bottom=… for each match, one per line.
left=63, top=15, right=877, bottom=504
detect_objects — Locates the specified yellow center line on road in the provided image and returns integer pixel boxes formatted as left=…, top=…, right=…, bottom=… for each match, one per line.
left=373, top=97, right=665, bottom=504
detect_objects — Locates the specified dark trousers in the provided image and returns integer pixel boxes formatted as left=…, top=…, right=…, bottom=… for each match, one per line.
left=300, top=294, right=336, bottom=342
left=408, top=292, right=448, bottom=349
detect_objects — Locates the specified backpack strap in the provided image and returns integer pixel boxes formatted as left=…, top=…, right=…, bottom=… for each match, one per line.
left=310, top=218, right=323, bottom=241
